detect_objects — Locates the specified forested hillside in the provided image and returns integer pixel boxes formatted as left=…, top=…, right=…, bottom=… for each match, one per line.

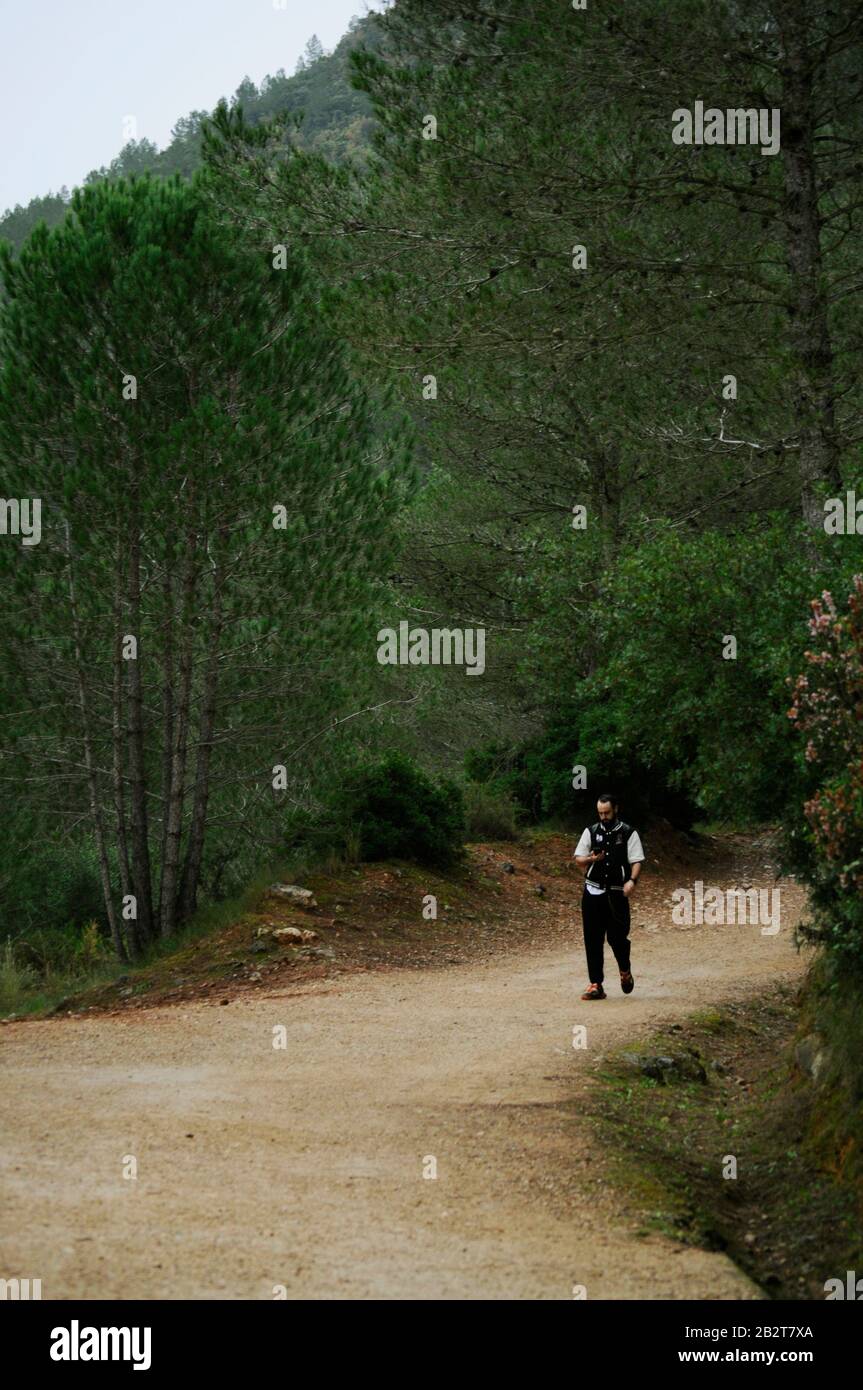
left=0, top=18, right=377, bottom=253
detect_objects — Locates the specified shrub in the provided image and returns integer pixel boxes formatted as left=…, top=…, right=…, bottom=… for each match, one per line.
left=0, top=937, right=38, bottom=1013
left=0, top=833, right=114, bottom=991
left=463, top=782, right=520, bottom=841
left=0, top=836, right=107, bottom=939
left=787, top=578, right=863, bottom=975
left=76, top=920, right=111, bottom=971
left=340, top=753, right=466, bottom=867
left=464, top=711, right=697, bottom=830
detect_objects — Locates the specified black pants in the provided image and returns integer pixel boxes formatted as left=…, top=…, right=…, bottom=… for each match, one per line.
left=581, top=888, right=631, bottom=984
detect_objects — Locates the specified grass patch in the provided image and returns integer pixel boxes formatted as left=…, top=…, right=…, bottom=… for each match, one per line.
left=590, top=984, right=863, bottom=1299
left=4, top=855, right=304, bottom=1018
left=463, top=784, right=521, bottom=842
left=796, top=959, right=863, bottom=1194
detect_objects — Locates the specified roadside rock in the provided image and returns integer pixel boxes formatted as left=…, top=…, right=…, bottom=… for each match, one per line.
left=795, top=1033, right=830, bottom=1085
left=268, top=884, right=317, bottom=909
left=621, top=1050, right=708, bottom=1084
left=273, top=926, right=318, bottom=944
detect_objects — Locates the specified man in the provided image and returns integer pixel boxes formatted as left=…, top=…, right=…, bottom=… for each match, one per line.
left=574, top=793, right=645, bottom=1000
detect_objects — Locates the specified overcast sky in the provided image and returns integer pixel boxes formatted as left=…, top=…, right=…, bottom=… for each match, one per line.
left=0, top=0, right=381, bottom=215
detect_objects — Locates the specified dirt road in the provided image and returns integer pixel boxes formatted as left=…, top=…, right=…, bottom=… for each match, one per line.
left=0, top=867, right=807, bottom=1300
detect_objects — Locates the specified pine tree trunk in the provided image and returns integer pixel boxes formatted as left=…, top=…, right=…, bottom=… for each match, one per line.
left=779, top=0, right=842, bottom=528
left=126, top=503, right=155, bottom=942
left=65, top=523, right=128, bottom=964
left=178, top=573, right=224, bottom=923
left=157, top=554, right=175, bottom=924
left=159, top=523, right=197, bottom=937
left=595, top=441, right=622, bottom=567
left=112, top=542, right=138, bottom=958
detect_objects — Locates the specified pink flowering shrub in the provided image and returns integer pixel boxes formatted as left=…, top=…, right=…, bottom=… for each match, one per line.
left=788, top=578, right=863, bottom=965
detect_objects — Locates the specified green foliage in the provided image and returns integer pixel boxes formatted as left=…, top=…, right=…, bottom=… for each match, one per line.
left=0, top=937, right=39, bottom=1013
left=579, top=520, right=812, bottom=820
left=462, top=782, right=520, bottom=842
left=465, top=706, right=696, bottom=830
left=0, top=834, right=107, bottom=939
left=339, top=753, right=466, bottom=867
left=0, top=189, right=72, bottom=251
left=465, top=731, right=585, bottom=823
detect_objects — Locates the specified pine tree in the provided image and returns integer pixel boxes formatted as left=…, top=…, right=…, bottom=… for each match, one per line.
left=304, top=35, right=325, bottom=65
left=0, top=175, right=412, bottom=955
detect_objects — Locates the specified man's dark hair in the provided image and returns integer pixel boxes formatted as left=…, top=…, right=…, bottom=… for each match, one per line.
left=597, top=792, right=618, bottom=808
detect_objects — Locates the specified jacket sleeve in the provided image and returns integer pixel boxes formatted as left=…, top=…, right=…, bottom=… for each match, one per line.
left=574, top=828, right=592, bottom=858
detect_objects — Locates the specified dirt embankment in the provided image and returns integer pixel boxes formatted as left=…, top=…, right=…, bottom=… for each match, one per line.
left=42, top=822, right=776, bottom=1017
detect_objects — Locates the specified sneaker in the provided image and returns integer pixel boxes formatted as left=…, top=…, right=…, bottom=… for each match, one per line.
left=620, top=970, right=634, bottom=994
left=581, top=982, right=606, bottom=1000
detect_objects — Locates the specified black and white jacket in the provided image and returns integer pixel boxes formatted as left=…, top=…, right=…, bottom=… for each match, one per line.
left=574, top=820, right=645, bottom=894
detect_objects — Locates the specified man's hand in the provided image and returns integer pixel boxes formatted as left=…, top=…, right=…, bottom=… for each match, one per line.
left=622, top=879, right=635, bottom=898
left=575, top=849, right=604, bottom=869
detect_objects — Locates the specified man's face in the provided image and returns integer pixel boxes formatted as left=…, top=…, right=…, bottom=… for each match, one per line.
left=597, top=800, right=617, bottom=823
